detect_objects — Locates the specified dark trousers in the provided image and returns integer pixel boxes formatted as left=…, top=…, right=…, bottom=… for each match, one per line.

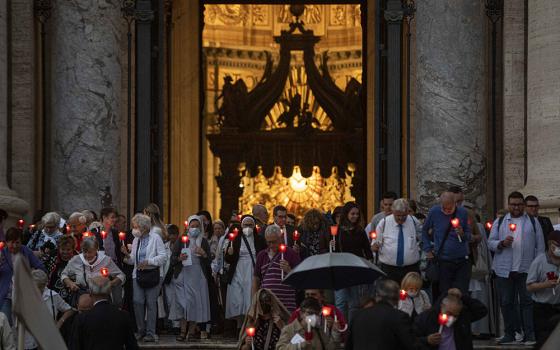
left=533, top=302, right=560, bottom=348
left=495, top=273, right=534, bottom=339
left=381, top=262, right=420, bottom=285
left=439, top=258, right=471, bottom=295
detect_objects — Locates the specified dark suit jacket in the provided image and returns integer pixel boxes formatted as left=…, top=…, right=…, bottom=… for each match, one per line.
left=538, top=216, right=554, bottom=246
left=70, top=300, right=138, bottom=350
left=345, top=302, right=419, bottom=350
left=414, top=294, right=487, bottom=350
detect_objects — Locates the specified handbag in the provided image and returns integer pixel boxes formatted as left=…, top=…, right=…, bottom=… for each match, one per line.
left=136, top=240, right=160, bottom=289
left=69, top=264, right=90, bottom=307
left=425, top=215, right=455, bottom=282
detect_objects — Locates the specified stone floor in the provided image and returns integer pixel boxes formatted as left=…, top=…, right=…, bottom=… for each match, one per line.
left=137, top=336, right=535, bottom=349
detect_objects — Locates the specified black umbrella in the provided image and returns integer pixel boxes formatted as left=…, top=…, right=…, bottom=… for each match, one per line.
left=282, top=252, right=386, bottom=290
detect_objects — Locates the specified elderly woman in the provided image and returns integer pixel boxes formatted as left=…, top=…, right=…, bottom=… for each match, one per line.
left=171, top=215, right=212, bottom=341
left=225, top=216, right=266, bottom=330
left=47, top=235, right=77, bottom=302
left=209, top=220, right=225, bottom=260
left=67, top=212, right=88, bottom=251
left=27, top=212, right=63, bottom=257
left=61, top=237, right=125, bottom=307
left=121, top=213, right=167, bottom=342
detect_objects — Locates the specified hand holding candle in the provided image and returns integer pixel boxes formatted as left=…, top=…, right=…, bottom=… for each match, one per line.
left=293, top=230, right=300, bottom=244
left=118, top=231, right=126, bottom=246
left=329, top=226, right=338, bottom=252
left=279, top=244, right=287, bottom=280
left=322, top=306, right=332, bottom=333
left=438, top=313, right=448, bottom=333
left=246, top=327, right=256, bottom=350
left=451, top=218, right=462, bottom=242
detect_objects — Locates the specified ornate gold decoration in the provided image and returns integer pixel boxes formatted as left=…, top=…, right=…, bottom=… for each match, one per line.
left=330, top=5, right=346, bottom=26
left=279, top=5, right=321, bottom=24
left=251, top=5, right=268, bottom=25
left=239, top=165, right=355, bottom=219
left=205, top=4, right=249, bottom=26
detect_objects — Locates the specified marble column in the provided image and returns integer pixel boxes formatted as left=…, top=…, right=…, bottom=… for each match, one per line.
left=0, top=0, right=29, bottom=224
left=46, top=0, right=124, bottom=214
left=414, top=1, right=487, bottom=209
left=520, top=0, right=560, bottom=214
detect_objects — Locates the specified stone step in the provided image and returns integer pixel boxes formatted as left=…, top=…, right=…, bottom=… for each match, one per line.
left=137, top=336, right=534, bottom=350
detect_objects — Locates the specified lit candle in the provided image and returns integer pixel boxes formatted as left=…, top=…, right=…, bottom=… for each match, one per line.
left=181, top=234, right=189, bottom=248
left=279, top=244, right=287, bottom=280
left=237, top=214, right=242, bottom=221
left=66, top=224, right=71, bottom=233
left=83, top=231, right=91, bottom=238
left=118, top=231, right=126, bottom=246
left=17, top=219, right=24, bottom=230
left=485, top=221, right=493, bottom=231
left=399, top=289, right=407, bottom=301
left=330, top=226, right=338, bottom=253
left=233, top=227, right=239, bottom=237
left=228, top=232, right=235, bottom=242
left=509, top=223, right=517, bottom=232
left=29, top=224, right=35, bottom=231
left=100, top=267, right=109, bottom=278
left=438, top=313, right=448, bottom=333
left=293, top=230, right=300, bottom=245
left=101, top=230, right=107, bottom=240
left=369, top=231, right=377, bottom=244
left=0, top=241, right=5, bottom=250
left=256, top=225, right=260, bottom=234
left=322, top=306, right=332, bottom=333
left=450, top=218, right=462, bottom=242
left=246, top=327, right=256, bottom=350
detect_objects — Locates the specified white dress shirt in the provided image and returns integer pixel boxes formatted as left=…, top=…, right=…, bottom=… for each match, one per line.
left=375, top=215, right=420, bottom=267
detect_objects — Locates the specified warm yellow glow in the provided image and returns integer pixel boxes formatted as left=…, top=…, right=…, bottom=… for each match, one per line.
left=289, top=166, right=308, bottom=192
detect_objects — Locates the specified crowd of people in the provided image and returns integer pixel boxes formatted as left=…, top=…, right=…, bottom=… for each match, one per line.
left=0, top=187, right=560, bottom=349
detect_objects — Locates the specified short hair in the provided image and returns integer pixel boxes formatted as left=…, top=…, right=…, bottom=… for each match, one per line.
left=32, top=269, right=48, bottom=288
left=441, top=294, right=463, bottom=310
left=58, top=235, right=76, bottom=250
left=374, top=278, right=400, bottom=304
left=525, top=195, right=539, bottom=203
left=287, top=213, right=296, bottom=221
left=5, top=227, right=23, bottom=242
left=68, top=212, right=87, bottom=225
left=299, top=297, right=321, bottom=314
left=81, top=210, right=96, bottom=224
left=100, top=207, right=117, bottom=220
left=273, top=205, right=287, bottom=217
left=391, top=198, right=409, bottom=213
left=167, top=224, right=179, bottom=237
left=448, top=186, right=463, bottom=194
left=265, top=224, right=281, bottom=238
left=382, top=192, right=398, bottom=200
left=401, top=272, right=423, bottom=290
left=131, top=213, right=152, bottom=233
left=81, top=237, right=99, bottom=252
left=42, top=212, right=61, bottom=227
left=252, top=204, right=268, bottom=217
left=508, top=191, right=525, bottom=202
left=212, top=220, right=225, bottom=230
left=88, top=276, right=111, bottom=296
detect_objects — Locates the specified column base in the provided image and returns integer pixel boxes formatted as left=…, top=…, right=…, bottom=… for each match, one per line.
left=0, top=186, right=30, bottom=227
left=519, top=181, right=560, bottom=223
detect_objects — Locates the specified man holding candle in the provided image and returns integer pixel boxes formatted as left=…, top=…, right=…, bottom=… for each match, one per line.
left=373, top=198, right=422, bottom=284
left=526, top=230, right=560, bottom=347
left=489, top=191, right=545, bottom=345
left=272, top=205, right=295, bottom=246
left=414, top=288, right=487, bottom=350
left=252, top=225, right=300, bottom=312
left=422, top=191, right=472, bottom=295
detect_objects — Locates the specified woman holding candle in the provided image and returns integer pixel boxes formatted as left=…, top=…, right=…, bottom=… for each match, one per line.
left=121, top=213, right=167, bottom=342
left=66, top=212, right=88, bottom=251
left=224, top=216, right=266, bottom=331
left=170, top=215, right=212, bottom=341
left=238, top=288, right=290, bottom=350
left=27, top=212, right=63, bottom=257
left=397, top=272, right=431, bottom=320
left=332, top=202, right=373, bottom=321
left=297, top=209, right=330, bottom=259
left=61, top=237, right=125, bottom=307
left=47, top=235, right=78, bottom=303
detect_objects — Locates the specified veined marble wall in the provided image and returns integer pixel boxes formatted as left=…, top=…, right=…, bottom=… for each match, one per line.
left=414, top=0, right=487, bottom=210
left=46, top=0, right=125, bottom=214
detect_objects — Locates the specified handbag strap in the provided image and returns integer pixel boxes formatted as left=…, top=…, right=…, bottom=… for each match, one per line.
left=263, top=319, right=274, bottom=350
left=435, top=214, right=456, bottom=258
left=81, top=263, right=89, bottom=289
left=50, top=290, right=56, bottom=320
left=241, top=234, right=256, bottom=267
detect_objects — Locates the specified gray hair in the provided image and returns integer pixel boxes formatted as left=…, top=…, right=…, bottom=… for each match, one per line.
left=32, top=269, right=48, bottom=289
left=374, top=279, right=400, bottom=306
left=391, top=198, right=409, bottom=213
left=441, top=295, right=463, bottom=309
left=81, top=237, right=99, bottom=252
left=265, top=224, right=281, bottom=238
left=88, top=276, right=111, bottom=296
left=68, top=212, right=87, bottom=225
left=42, top=212, right=61, bottom=227
left=131, top=213, right=152, bottom=233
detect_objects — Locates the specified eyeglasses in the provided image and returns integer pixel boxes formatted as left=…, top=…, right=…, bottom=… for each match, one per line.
left=266, top=240, right=277, bottom=245
left=526, top=204, right=539, bottom=208
left=509, top=203, right=525, bottom=207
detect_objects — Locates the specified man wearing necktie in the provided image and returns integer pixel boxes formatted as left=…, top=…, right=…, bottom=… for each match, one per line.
left=373, top=199, right=422, bottom=284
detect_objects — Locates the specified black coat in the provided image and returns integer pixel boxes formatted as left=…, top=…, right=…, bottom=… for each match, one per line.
left=538, top=216, right=554, bottom=246
left=223, top=232, right=266, bottom=284
left=345, top=302, right=420, bottom=350
left=414, top=294, right=487, bottom=350
left=70, top=300, right=138, bottom=350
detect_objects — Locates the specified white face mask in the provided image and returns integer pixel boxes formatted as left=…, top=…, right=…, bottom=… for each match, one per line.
left=132, top=229, right=142, bottom=238
left=407, top=290, right=418, bottom=298
left=553, top=247, right=560, bottom=257
left=446, top=315, right=456, bottom=327
left=242, top=227, right=253, bottom=236
left=305, top=314, right=319, bottom=328
left=188, top=228, right=201, bottom=238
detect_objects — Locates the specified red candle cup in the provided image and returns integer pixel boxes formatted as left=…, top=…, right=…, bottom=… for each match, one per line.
left=330, top=226, right=338, bottom=236
left=279, top=244, right=287, bottom=254
left=451, top=218, right=460, bottom=228
left=293, top=230, right=300, bottom=242
left=184, top=220, right=189, bottom=228
left=369, top=231, right=377, bottom=240
left=322, top=306, right=332, bottom=317
left=485, top=221, right=493, bottom=231
left=0, top=241, right=5, bottom=250
left=228, top=232, right=235, bottom=241
left=399, top=289, right=407, bottom=301
left=118, top=231, right=126, bottom=241
left=100, top=267, right=109, bottom=277
left=509, top=223, right=517, bottom=232
left=83, top=231, right=91, bottom=238
left=246, top=327, right=256, bottom=338
left=101, top=230, right=107, bottom=240
left=17, top=219, right=24, bottom=229
left=438, top=313, right=448, bottom=333
left=181, top=235, right=189, bottom=244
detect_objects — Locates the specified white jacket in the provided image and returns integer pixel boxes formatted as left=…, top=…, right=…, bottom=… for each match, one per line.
left=124, top=229, right=168, bottom=278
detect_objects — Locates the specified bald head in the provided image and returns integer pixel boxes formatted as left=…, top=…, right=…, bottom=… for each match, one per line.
left=77, top=294, right=93, bottom=312
left=252, top=204, right=268, bottom=224
left=440, top=192, right=456, bottom=215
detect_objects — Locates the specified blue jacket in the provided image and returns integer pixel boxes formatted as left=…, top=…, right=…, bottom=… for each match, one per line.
left=0, top=245, right=45, bottom=308
left=422, top=205, right=472, bottom=261
left=488, top=213, right=545, bottom=278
